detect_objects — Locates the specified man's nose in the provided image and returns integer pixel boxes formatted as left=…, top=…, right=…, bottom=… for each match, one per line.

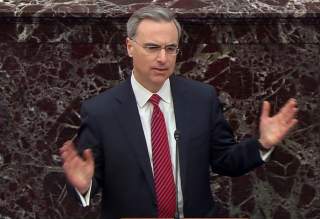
left=156, top=48, right=167, bottom=63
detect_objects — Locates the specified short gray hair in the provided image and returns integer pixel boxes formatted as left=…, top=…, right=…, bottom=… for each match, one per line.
left=127, top=5, right=182, bottom=41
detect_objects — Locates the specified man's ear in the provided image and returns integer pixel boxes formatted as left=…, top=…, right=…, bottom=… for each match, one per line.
left=126, top=37, right=133, bottom=57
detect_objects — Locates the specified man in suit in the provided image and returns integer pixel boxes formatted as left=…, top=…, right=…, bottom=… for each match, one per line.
left=60, top=5, right=298, bottom=219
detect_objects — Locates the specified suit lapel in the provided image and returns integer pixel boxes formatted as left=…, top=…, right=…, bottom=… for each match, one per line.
left=113, top=79, right=156, bottom=201
left=170, top=76, right=191, bottom=201
left=112, top=76, right=191, bottom=203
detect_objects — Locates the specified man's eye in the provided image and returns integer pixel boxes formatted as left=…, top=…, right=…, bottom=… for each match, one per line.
left=166, top=46, right=177, bottom=53
left=145, top=46, right=160, bottom=51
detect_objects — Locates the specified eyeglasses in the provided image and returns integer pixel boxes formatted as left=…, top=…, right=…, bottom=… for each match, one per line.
left=130, top=38, right=180, bottom=55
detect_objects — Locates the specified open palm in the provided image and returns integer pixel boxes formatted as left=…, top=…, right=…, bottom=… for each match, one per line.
left=60, top=140, right=94, bottom=194
left=259, top=99, right=298, bottom=149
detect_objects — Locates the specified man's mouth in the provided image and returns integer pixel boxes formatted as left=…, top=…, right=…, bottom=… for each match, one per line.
left=152, top=67, right=168, bottom=71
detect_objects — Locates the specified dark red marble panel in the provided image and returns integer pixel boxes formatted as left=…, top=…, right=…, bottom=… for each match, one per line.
left=0, top=12, right=319, bottom=219
left=1, top=0, right=320, bottom=18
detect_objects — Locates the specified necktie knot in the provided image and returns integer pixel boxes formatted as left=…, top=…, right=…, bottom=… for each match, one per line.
left=149, top=94, right=161, bottom=106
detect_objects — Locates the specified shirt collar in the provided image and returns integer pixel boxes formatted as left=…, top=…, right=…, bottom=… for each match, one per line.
left=131, top=72, right=172, bottom=108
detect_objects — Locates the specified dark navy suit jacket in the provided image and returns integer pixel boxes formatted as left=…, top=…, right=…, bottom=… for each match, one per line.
left=73, top=75, right=264, bottom=219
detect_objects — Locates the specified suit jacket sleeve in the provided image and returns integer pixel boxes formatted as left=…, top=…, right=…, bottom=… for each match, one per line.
left=209, top=87, right=264, bottom=176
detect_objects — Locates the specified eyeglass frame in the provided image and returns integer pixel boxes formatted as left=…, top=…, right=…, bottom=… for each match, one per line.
left=129, top=38, right=180, bottom=56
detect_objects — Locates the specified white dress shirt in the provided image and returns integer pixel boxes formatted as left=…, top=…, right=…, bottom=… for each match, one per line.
left=76, top=73, right=273, bottom=215
left=130, top=73, right=184, bottom=216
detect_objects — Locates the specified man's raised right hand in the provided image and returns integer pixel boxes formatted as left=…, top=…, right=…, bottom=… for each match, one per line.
left=60, top=140, right=94, bottom=194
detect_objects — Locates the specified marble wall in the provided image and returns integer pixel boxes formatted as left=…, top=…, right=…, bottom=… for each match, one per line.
left=0, top=1, right=319, bottom=219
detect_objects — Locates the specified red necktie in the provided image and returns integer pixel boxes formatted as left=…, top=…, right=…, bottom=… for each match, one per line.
left=150, top=94, right=176, bottom=218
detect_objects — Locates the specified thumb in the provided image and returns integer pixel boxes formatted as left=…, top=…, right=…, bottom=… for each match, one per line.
left=83, top=149, right=94, bottom=165
left=261, top=101, right=271, bottom=120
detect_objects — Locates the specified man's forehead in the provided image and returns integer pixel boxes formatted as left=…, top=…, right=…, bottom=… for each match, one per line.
left=135, top=19, right=178, bottom=40
left=138, top=18, right=173, bottom=26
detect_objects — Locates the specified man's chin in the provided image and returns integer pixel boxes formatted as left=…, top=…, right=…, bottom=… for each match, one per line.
left=152, top=74, right=169, bottom=84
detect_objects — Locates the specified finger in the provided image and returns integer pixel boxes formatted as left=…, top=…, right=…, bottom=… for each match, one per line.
left=280, top=98, right=297, bottom=117
left=64, top=140, right=76, bottom=150
left=287, top=99, right=298, bottom=115
left=60, top=141, right=79, bottom=162
left=278, top=118, right=298, bottom=140
left=288, top=107, right=299, bottom=120
left=83, top=149, right=94, bottom=166
left=60, top=140, right=75, bottom=153
left=60, top=150, right=69, bottom=162
left=287, top=118, right=298, bottom=130
left=260, top=101, right=271, bottom=120
left=63, top=154, right=83, bottom=171
left=64, top=139, right=74, bottom=146
left=61, top=148, right=79, bottom=163
left=280, top=100, right=298, bottom=123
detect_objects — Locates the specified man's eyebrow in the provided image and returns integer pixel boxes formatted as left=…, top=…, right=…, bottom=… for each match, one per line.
left=144, top=43, right=161, bottom=46
left=166, top=43, right=178, bottom=47
left=144, top=42, right=178, bottom=47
